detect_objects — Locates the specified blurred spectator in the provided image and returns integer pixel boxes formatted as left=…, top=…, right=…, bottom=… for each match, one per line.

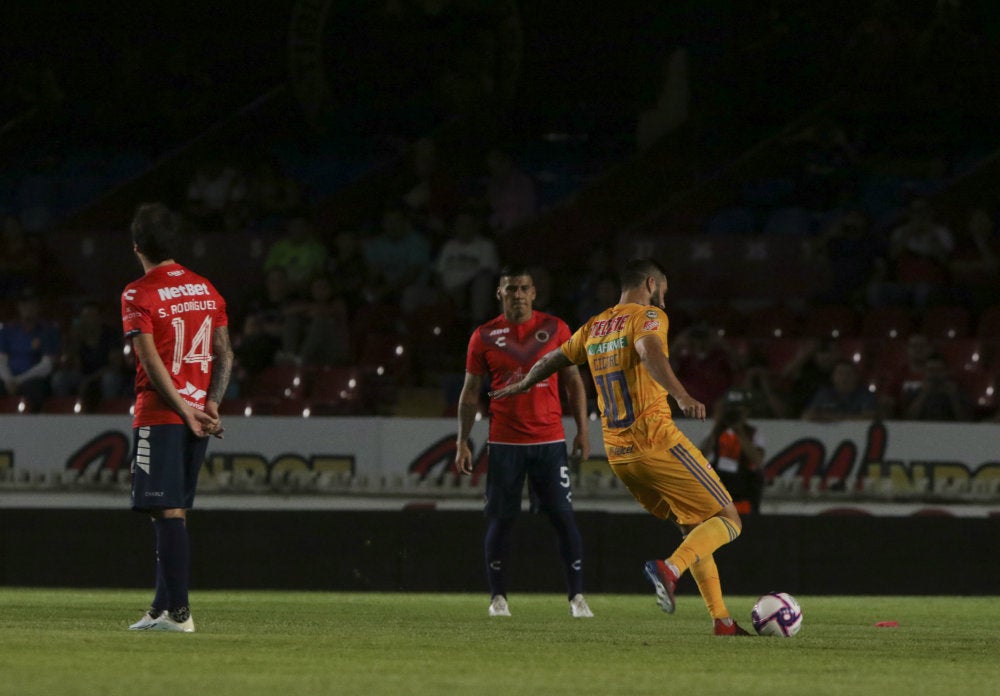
left=781, top=338, right=840, bottom=418
left=185, top=158, right=249, bottom=232
left=809, top=209, right=886, bottom=306
left=263, top=215, right=329, bottom=295
left=434, top=207, right=498, bottom=326
left=402, top=136, right=461, bottom=239
left=363, top=201, right=431, bottom=305
left=0, top=288, right=61, bottom=411
left=246, top=157, right=303, bottom=226
left=327, top=230, right=374, bottom=312
left=801, top=360, right=878, bottom=422
left=700, top=389, right=765, bottom=514
left=0, top=215, right=45, bottom=299
left=902, top=351, right=972, bottom=421
left=882, top=333, right=934, bottom=417
left=484, top=148, right=537, bottom=234
left=233, top=267, right=300, bottom=381
left=570, top=245, right=618, bottom=324
left=872, top=197, right=954, bottom=309
left=729, top=360, right=787, bottom=419
left=949, top=205, right=999, bottom=312
left=280, top=274, right=352, bottom=367
left=669, top=323, right=738, bottom=412
left=50, top=300, right=126, bottom=410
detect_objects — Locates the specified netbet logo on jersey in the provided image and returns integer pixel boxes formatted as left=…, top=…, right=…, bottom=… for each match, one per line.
left=157, top=282, right=210, bottom=301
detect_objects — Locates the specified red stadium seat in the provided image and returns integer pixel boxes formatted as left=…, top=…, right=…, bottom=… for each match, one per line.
left=310, top=366, right=368, bottom=415
left=40, top=396, right=85, bottom=414
left=94, top=397, right=135, bottom=415
left=700, top=305, right=747, bottom=338
left=937, top=338, right=988, bottom=375
left=744, top=305, right=799, bottom=339
left=0, top=396, right=29, bottom=414
left=801, top=305, right=858, bottom=339
left=955, top=370, right=997, bottom=418
left=861, top=307, right=913, bottom=340
left=920, top=305, right=971, bottom=340
left=835, top=337, right=870, bottom=370
left=243, top=365, right=306, bottom=400
left=358, top=332, right=411, bottom=385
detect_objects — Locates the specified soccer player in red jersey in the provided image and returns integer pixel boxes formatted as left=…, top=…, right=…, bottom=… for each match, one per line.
left=455, top=266, right=594, bottom=618
left=121, top=203, right=233, bottom=632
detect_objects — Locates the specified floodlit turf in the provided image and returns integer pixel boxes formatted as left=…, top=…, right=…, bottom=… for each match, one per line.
left=1, top=590, right=998, bottom=696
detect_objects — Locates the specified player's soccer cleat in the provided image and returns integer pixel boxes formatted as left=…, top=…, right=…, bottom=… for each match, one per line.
left=127, top=610, right=164, bottom=630
left=643, top=559, right=678, bottom=614
left=148, top=607, right=195, bottom=633
left=714, top=618, right=752, bottom=636
left=569, top=594, right=594, bottom=618
left=488, top=595, right=511, bottom=617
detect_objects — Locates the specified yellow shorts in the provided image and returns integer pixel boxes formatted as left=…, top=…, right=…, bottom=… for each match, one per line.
left=607, top=414, right=732, bottom=526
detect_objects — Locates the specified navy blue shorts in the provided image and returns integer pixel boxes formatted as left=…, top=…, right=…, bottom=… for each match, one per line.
left=485, top=442, right=575, bottom=518
left=130, top=424, right=209, bottom=512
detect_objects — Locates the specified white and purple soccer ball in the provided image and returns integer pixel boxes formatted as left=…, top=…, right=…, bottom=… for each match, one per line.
left=751, top=592, right=803, bottom=637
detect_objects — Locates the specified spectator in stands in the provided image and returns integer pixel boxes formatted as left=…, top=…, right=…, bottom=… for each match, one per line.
left=0, top=287, right=61, bottom=412
left=280, top=274, right=352, bottom=367
left=51, top=300, right=125, bottom=410
left=0, top=215, right=45, bottom=299
left=263, top=215, right=328, bottom=296
left=883, top=333, right=934, bottom=417
left=949, top=205, right=999, bottom=313
left=902, top=352, right=972, bottom=422
left=363, top=201, right=431, bottom=306
left=781, top=338, right=840, bottom=418
left=872, top=196, right=954, bottom=309
left=809, top=209, right=886, bottom=306
left=669, top=323, right=738, bottom=413
left=801, top=359, right=878, bottom=422
left=570, top=245, right=618, bottom=325
left=184, top=158, right=249, bottom=232
left=729, top=360, right=787, bottom=419
left=233, top=267, right=299, bottom=381
left=246, top=157, right=303, bottom=227
left=700, top=389, right=765, bottom=514
left=434, top=207, right=499, bottom=326
left=402, top=136, right=460, bottom=241
left=484, top=148, right=537, bottom=234
left=327, top=229, right=374, bottom=312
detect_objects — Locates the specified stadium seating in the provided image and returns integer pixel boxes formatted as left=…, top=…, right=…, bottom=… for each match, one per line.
left=0, top=396, right=29, bottom=414
left=744, top=305, right=799, bottom=339
left=358, top=332, right=411, bottom=385
left=861, top=306, right=913, bottom=340
left=40, top=397, right=85, bottom=414
left=976, top=304, right=1000, bottom=339
left=243, top=365, right=306, bottom=400
left=937, top=338, right=988, bottom=376
left=920, top=305, right=971, bottom=340
left=801, top=304, right=858, bottom=339
left=94, top=397, right=135, bottom=415
left=310, top=366, right=368, bottom=415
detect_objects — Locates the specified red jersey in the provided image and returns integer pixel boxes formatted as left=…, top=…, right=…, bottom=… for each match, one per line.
left=121, top=262, right=228, bottom=427
left=466, top=311, right=571, bottom=444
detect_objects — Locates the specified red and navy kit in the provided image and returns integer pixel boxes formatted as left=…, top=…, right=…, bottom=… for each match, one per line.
left=121, top=263, right=228, bottom=427
left=466, top=310, right=571, bottom=444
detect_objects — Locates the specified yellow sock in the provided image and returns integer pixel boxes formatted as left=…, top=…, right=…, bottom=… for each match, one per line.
left=667, top=516, right=740, bottom=576
left=690, top=553, right=729, bottom=620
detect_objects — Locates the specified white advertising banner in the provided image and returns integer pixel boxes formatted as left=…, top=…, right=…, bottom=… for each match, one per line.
left=1, top=415, right=998, bottom=513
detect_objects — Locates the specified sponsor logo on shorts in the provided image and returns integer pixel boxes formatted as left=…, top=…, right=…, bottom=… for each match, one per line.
left=611, top=445, right=634, bottom=455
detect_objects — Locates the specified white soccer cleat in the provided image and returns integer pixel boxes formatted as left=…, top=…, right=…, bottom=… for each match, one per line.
left=488, top=595, right=511, bottom=617
left=127, top=611, right=164, bottom=630
left=569, top=594, right=594, bottom=618
left=148, top=610, right=195, bottom=633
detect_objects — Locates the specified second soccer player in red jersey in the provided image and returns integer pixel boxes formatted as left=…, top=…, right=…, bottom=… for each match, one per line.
left=122, top=203, right=233, bottom=632
left=455, top=266, right=593, bottom=618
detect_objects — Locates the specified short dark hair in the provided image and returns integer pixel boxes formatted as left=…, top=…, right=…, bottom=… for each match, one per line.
left=498, top=264, right=532, bottom=281
left=131, top=203, right=180, bottom=263
left=620, top=258, right=667, bottom=289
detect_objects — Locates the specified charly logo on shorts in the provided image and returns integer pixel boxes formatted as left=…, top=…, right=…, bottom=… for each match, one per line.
left=535, top=330, right=550, bottom=342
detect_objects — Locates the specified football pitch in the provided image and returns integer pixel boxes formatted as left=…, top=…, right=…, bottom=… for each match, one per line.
left=2, top=589, right=997, bottom=696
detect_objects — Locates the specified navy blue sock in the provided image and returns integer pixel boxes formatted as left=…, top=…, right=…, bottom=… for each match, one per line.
left=154, top=518, right=190, bottom=612
left=546, top=510, right=585, bottom=599
left=150, top=520, right=168, bottom=613
left=484, top=517, right=515, bottom=598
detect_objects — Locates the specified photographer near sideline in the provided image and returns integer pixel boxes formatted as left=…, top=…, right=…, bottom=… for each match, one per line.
left=700, top=389, right=766, bottom=514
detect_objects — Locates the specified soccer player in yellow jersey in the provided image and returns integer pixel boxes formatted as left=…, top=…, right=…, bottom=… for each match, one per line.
left=490, top=258, right=750, bottom=635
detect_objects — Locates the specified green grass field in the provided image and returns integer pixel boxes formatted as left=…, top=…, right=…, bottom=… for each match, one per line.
left=2, top=589, right=997, bottom=696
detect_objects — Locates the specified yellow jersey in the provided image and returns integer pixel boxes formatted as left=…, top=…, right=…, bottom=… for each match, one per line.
left=562, top=303, right=674, bottom=458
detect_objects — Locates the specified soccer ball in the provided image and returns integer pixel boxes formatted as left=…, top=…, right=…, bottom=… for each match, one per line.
left=751, top=592, right=803, bottom=637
